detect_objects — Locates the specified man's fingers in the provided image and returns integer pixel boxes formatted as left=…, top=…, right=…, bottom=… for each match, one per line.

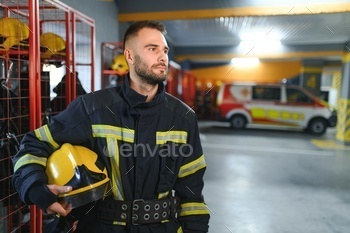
left=47, top=184, right=72, bottom=195
left=45, top=185, right=73, bottom=216
left=46, top=202, right=72, bottom=216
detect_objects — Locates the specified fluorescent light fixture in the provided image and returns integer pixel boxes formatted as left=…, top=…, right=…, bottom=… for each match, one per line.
left=240, top=30, right=281, bottom=41
left=231, top=57, right=260, bottom=67
left=240, top=40, right=281, bottom=47
left=238, top=40, right=282, bottom=54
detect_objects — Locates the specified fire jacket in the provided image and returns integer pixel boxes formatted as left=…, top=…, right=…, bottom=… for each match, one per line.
left=12, top=77, right=210, bottom=233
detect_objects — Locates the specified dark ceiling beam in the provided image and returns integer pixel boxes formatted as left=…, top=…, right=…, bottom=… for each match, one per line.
left=174, top=50, right=344, bottom=62
left=119, top=2, right=350, bottom=22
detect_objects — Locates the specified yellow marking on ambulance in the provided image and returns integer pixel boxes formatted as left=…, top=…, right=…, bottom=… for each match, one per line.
left=267, top=110, right=279, bottom=119
left=252, top=108, right=304, bottom=120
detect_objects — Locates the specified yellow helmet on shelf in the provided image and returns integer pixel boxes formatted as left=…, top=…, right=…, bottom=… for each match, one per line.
left=110, top=53, right=129, bottom=75
left=0, top=17, right=29, bottom=50
left=40, top=32, right=66, bottom=59
left=45, top=143, right=110, bottom=209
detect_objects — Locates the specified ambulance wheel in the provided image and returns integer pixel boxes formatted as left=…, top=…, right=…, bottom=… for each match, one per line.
left=230, top=115, right=247, bottom=129
left=307, top=118, right=327, bottom=136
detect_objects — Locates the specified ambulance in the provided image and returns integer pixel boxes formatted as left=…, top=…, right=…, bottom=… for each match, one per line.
left=216, top=83, right=337, bottom=135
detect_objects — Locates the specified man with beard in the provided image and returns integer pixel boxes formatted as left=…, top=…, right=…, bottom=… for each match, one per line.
left=12, top=20, right=210, bottom=233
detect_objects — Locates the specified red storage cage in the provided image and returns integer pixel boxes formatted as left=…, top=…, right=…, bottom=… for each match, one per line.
left=101, top=42, right=128, bottom=89
left=165, top=61, right=182, bottom=99
left=181, top=70, right=196, bottom=109
left=39, top=1, right=95, bottom=116
left=0, top=1, right=95, bottom=232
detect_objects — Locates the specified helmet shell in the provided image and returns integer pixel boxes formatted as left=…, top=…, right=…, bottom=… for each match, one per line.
left=46, top=143, right=110, bottom=208
left=110, top=53, right=129, bottom=75
left=40, top=32, right=66, bottom=58
left=0, top=17, right=29, bottom=50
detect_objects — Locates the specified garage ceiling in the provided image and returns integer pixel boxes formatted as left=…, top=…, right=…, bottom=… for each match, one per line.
left=117, top=0, right=350, bottom=66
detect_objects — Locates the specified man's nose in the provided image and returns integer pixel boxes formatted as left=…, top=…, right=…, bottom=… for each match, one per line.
left=158, top=53, right=168, bottom=63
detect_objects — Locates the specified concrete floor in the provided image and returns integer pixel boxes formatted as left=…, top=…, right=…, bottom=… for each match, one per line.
left=200, top=121, right=350, bottom=233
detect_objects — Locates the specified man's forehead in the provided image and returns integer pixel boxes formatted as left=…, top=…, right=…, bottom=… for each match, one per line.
left=136, top=28, right=168, bottom=46
left=137, top=27, right=164, bottom=37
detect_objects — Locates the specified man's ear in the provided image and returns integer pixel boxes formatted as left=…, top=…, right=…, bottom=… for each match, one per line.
left=124, top=48, right=134, bottom=65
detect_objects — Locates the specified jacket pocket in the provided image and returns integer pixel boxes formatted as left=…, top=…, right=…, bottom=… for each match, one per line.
left=157, top=143, right=178, bottom=193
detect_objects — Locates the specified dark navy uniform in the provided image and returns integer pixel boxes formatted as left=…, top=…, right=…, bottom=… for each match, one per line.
left=12, top=77, right=210, bottom=233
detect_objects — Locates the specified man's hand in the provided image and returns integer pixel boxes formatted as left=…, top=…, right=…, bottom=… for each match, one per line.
left=46, top=184, right=73, bottom=216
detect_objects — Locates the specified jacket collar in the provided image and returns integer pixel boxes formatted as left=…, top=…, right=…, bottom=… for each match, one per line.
left=123, top=75, right=165, bottom=109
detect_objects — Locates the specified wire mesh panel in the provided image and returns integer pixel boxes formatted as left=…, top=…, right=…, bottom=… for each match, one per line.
left=39, top=1, right=68, bottom=118
left=0, top=0, right=95, bottom=232
left=0, top=1, right=32, bottom=232
left=74, top=15, right=94, bottom=94
left=40, top=1, right=95, bottom=116
left=101, top=42, right=127, bottom=89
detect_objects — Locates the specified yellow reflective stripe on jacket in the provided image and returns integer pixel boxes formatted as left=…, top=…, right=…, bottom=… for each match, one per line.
left=178, top=155, right=206, bottom=178
left=177, top=226, right=183, bottom=233
left=34, top=125, right=59, bottom=149
left=92, top=125, right=134, bottom=143
left=107, top=137, right=124, bottom=200
left=112, top=221, right=127, bottom=226
left=179, top=202, right=210, bottom=216
left=156, top=131, right=187, bottom=144
left=14, top=154, right=47, bottom=172
left=158, top=191, right=169, bottom=199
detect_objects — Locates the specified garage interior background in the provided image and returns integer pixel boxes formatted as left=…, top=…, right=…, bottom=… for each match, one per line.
left=74, top=0, right=350, bottom=144
left=0, top=0, right=350, bottom=232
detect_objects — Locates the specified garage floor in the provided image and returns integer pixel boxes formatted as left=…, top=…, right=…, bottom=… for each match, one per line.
left=200, top=121, right=350, bottom=233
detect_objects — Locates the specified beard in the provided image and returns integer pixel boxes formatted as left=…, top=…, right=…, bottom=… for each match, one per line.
left=134, top=55, right=168, bottom=86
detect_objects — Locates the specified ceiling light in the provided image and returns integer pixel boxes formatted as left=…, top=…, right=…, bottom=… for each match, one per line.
left=230, top=58, right=260, bottom=67
left=240, top=40, right=281, bottom=48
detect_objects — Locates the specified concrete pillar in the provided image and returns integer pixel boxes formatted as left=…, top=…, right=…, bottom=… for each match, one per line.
left=300, top=60, right=324, bottom=97
left=336, top=45, right=350, bottom=145
left=332, top=71, right=342, bottom=103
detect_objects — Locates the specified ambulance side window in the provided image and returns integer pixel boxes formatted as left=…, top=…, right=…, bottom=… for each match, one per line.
left=286, top=88, right=313, bottom=103
left=252, top=87, right=280, bottom=101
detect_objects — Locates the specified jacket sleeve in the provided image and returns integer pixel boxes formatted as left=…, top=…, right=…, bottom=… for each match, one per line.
left=12, top=96, right=93, bottom=210
left=174, top=117, right=210, bottom=233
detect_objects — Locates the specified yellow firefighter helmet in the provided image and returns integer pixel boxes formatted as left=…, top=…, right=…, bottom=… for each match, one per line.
left=45, top=143, right=110, bottom=208
left=40, top=32, right=66, bottom=59
left=0, top=17, right=29, bottom=50
left=110, top=53, right=129, bottom=75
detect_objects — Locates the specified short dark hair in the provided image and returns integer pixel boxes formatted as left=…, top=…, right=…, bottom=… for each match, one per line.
left=123, top=20, right=167, bottom=48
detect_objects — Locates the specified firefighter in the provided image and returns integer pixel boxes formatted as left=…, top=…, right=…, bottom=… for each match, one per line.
left=12, top=20, right=210, bottom=232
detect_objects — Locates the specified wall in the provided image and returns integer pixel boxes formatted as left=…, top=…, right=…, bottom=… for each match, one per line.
left=191, top=60, right=301, bottom=84
left=60, top=0, right=119, bottom=90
